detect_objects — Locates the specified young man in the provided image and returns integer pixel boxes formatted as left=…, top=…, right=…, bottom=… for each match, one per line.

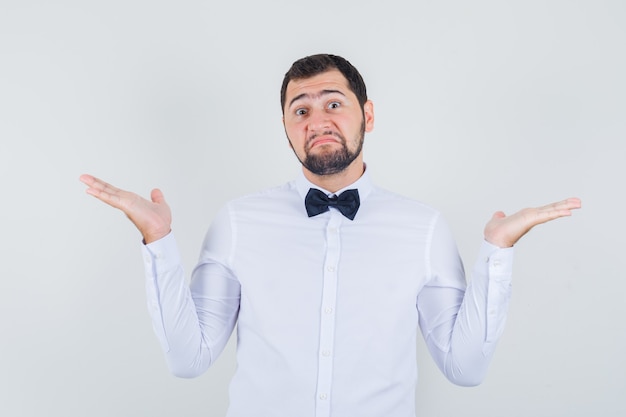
left=80, top=54, right=580, bottom=417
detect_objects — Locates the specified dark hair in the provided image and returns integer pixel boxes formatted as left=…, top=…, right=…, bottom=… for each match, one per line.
left=280, top=54, right=368, bottom=113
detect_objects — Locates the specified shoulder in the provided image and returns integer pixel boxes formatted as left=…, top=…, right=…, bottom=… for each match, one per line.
left=222, top=181, right=302, bottom=220
left=366, top=185, right=441, bottom=221
left=229, top=180, right=298, bottom=204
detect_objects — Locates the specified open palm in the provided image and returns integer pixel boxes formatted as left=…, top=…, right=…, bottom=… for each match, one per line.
left=79, top=174, right=172, bottom=244
left=484, top=197, right=582, bottom=248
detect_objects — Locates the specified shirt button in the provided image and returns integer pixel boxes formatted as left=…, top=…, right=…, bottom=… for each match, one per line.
left=324, top=307, right=333, bottom=314
left=319, top=393, right=328, bottom=400
left=322, top=350, right=331, bottom=357
left=329, top=227, right=337, bottom=234
left=327, top=266, right=335, bottom=272
left=492, top=260, right=501, bottom=268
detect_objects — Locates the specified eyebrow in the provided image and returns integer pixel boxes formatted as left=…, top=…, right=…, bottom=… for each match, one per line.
left=288, top=89, right=346, bottom=109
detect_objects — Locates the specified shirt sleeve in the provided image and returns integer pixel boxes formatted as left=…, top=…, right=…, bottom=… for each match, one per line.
left=143, top=206, right=240, bottom=378
left=417, top=213, right=513, bottom=386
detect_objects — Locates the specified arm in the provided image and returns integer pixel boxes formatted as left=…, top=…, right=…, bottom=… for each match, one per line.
left=79, top=174, right=240, bottom=377
left=144, top=216, right=240, bottom=378
left=418, top=198, right=581, bottom=386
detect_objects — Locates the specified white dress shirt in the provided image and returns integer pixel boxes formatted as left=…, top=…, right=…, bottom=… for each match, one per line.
left=143, top=169, right=513, bottom=417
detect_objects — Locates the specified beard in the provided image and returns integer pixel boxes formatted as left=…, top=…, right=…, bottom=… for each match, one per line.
left=291, top=120, right=365, bottom=176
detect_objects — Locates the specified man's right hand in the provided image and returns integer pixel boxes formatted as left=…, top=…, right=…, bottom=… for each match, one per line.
left=79, top=174, right=172, bottom=244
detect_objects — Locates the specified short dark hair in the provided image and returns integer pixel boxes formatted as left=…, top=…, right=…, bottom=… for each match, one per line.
left=280, top=54, right=368, bottom=113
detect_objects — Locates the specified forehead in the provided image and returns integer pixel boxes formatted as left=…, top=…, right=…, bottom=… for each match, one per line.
left=285, top=69, right=352, bottom=105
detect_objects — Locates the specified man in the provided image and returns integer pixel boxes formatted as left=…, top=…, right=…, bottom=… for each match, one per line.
left=80, top=54, right=581, bottom=417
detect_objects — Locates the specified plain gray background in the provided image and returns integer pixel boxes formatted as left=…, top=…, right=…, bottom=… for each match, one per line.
left=1, top=0, right=624, bottom=416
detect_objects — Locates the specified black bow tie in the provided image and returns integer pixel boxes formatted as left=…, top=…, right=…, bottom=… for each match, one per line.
left=305, top=188, right=360, bottom=220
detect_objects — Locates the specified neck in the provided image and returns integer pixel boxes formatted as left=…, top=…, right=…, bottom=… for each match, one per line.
left=303, top=159, right=365, bottom=193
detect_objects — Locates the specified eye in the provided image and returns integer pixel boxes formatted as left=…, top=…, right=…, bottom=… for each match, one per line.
left=295, top=108, right=308, bottom=116
left=328, top=101, right=341, bottom=109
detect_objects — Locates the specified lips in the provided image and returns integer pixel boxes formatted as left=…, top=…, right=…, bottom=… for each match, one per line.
left=311, top=137, right=338, bottom=147
left=307, top=132, right=343, bottom=150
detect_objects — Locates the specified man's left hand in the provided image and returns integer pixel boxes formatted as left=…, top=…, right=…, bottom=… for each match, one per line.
left=484, top=197, right=582, bottom=248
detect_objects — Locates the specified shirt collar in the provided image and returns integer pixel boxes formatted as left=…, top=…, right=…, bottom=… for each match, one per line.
left=295, top=164, right=373, bottom=203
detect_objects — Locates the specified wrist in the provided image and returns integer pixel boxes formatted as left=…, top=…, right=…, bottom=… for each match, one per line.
left=143, top=229, right=171, bottom=244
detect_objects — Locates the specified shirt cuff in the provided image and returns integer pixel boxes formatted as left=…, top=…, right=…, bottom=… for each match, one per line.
left=478, top=240, right=514, bottom=282
left=142, top=232, right=182, bottom=354
left=477, top=241, right=514, bottom=344
left=142, top=232, right=182, bottom=274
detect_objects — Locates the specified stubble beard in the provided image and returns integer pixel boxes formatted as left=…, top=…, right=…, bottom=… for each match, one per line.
left=292, top=120, right=365, bottom=176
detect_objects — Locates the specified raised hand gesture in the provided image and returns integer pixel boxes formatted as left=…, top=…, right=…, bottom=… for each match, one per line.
left=79, top=174, right=172, bottom=244
left=484, top=197, right=582, bottom=248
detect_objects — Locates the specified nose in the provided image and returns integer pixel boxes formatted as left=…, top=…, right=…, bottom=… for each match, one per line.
left=307, top=108, right=331, bottom=132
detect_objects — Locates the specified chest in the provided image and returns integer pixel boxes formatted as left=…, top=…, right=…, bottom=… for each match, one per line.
left=231, top=210, right=432, bottom=312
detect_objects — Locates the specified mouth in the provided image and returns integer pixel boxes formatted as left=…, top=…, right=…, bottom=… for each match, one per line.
left=307, top=132, right=342, bottom=150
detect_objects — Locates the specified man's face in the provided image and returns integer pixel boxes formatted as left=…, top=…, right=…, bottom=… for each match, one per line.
left=283, top=69, right=374, bottom=176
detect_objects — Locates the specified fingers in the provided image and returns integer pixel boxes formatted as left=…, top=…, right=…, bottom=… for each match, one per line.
left=151, top=188, right=166, bottom=204
left=558, top=197, right=582, bottom=212
left=78, top=173, right=94, bottom=185
left=541, top=197, right=581, bottom=211
left=534, top=197, right=582, bottom=223
left=80, top=174, right=117, bottom=194
left=79, top=174, right=172, bottom=244
left=485, top=197, right=582, bottom=247
left=79, top=173, right=127, bottom=209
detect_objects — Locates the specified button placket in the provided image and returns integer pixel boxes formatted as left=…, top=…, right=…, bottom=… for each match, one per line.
left=315, top=212, right=343, bottom=417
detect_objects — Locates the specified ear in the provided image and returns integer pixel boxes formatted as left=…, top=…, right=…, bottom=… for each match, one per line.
left=363, top=100, right=375, bottom=133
